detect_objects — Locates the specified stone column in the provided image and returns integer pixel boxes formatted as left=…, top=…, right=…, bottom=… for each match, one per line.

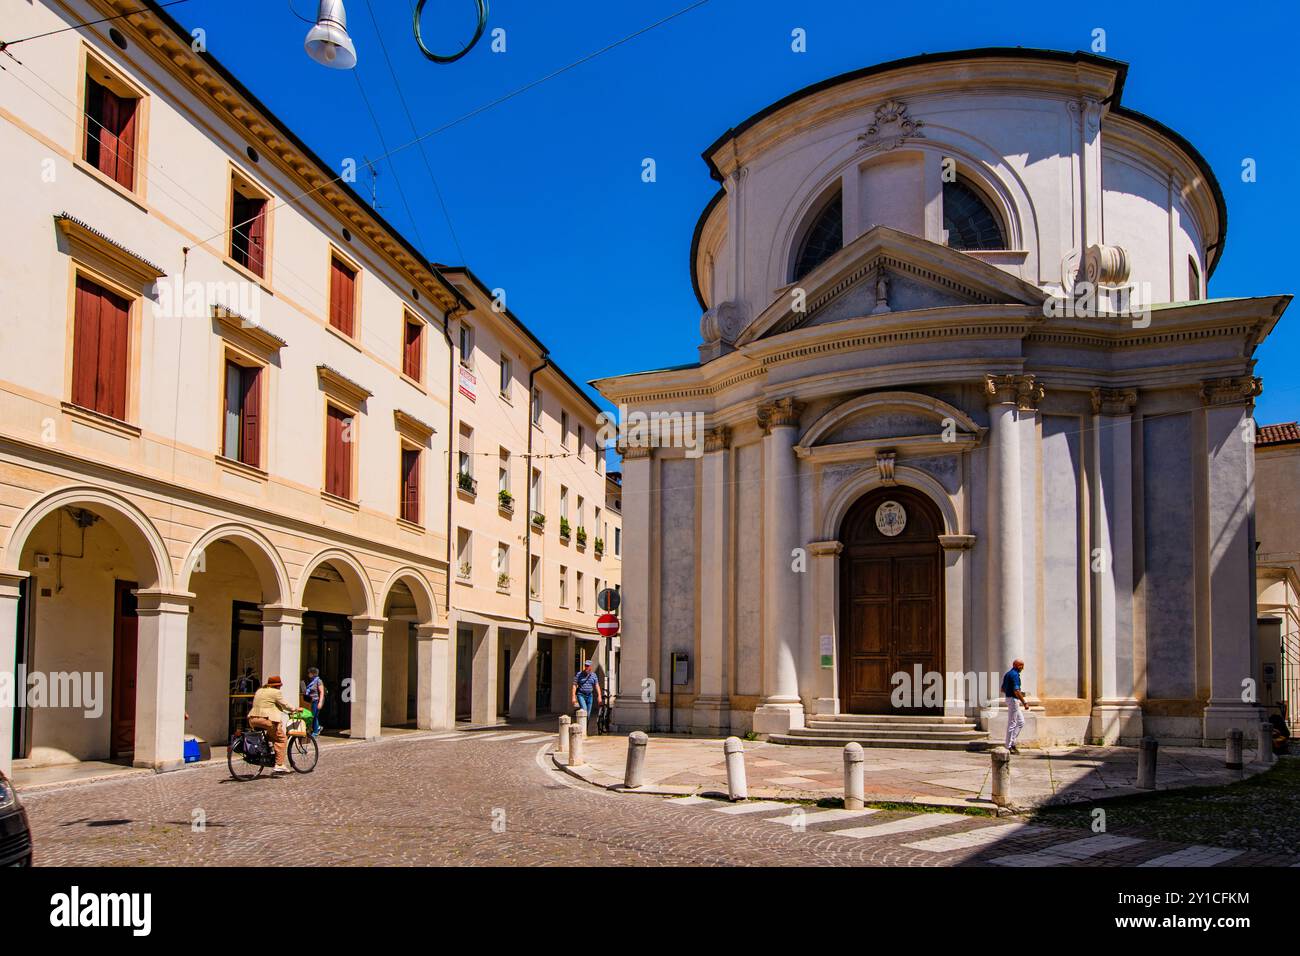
left=754, top=398, right=806, bottom=734
left=260, top=604, right=303, bottom=703
left=614, top=444, right=653, bottom=727
left=983, top=375, right=1041, bottom=742
left=0, top=572, right=29, bottom=778
left=471, top=622, right=499, bottom=726
left=808, top=540, right=842, bottom=716
left=132, top=589, right=194, bottom=771
left=694, top=426, right=731, bottom=734
left=1201, top=377, right=1265, bottom=742
left=1090, top=387, right=1143, bottom=742
left=349, top=615, right=385, bottom=741
left=939, top=535, right=976, bottom=716
left=415, top=624, right=451, bottom=730
left=509, top=627, right=538, bottom=720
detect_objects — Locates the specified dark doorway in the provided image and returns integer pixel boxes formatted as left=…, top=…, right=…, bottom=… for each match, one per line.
left=536, top=637, right=553, bottom=713
left=302, top=611, right=352, bottom=731
left=227, top=601, right=262, bottom=737
left=11, top=577, right=32, bottom=759
left=839, top=487, right=944, bottom=714
left=454, top=624, right=472, bottom=720
left=110, top=580, right=138, bottom=758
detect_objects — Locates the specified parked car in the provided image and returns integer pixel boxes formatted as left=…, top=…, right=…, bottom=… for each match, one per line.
left=0, top=770, right=32, bottom=866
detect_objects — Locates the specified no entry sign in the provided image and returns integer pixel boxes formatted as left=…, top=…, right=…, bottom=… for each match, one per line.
left=597, top=613, right=620, bottom=638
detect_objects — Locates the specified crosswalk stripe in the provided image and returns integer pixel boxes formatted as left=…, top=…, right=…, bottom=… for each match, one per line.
left=665, top=796, right=715, bottom=807
left=763, top=808, right=878, bottom=827
left=512, top=734, right=554, bottom=743
left=903, top=823, right=1048, bottom=853
left=1137, top=846, right=1243, bottom=867
left=425, top=732, right=462, bottom=740
left=832, top=813, right=969, bottom=840
left=711, top=801, right=791, bottom=815
left=991, top=834, right=1143, bottom=867
left=480, top=732, right=539, bottom=741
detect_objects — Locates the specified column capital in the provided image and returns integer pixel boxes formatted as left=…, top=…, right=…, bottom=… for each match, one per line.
left=616, top=442, right=652, bottom=460
left=260, top=603, right=305, bottom=625
left=350, top=615, right=387, bottom=635
left=938, top=533, right=976, bottom=551
left=1199, top=375, right=1262, bottom=408
left=807, top=539, right=843, bottom=556
left=133, top=589, right=195, bottom=614
left=704, top=425, right=732, bottom=452
left=416, top=623, right=448, bottom=642
left=1090, top=387, right=1138, bottom=416
left=984, top=373, right=1045, bottom=412
left=0, top=569, right=30, bottom=600
left=757, top=397, right=804, bottom=433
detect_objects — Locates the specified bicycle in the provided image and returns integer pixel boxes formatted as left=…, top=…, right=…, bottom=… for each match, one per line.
left=594, top=698, right=612, bottom=736
left=228, top=709, right=319, bottom=780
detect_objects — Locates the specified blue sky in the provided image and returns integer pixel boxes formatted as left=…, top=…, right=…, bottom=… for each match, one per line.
left=168, top=0, right=1299, bottom=424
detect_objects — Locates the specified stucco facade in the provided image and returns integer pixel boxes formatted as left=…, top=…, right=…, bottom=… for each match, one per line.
left=595, top=49, right=1290, bottom=747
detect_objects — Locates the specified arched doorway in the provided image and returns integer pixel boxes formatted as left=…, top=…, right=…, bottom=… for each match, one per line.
left=838, top=486, right=944, bottom=714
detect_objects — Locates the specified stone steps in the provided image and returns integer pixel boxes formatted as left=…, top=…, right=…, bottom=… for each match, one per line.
left=768, top=713, right=991, bottom=751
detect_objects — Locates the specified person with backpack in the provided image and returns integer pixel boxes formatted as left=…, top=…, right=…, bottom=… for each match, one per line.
left=1001, top=659, right=1027, bottom=754
left=303, top=666, right=325, bottom=737
left=571, top=659, right=602, bottom=722
left=246, top=676, right=293, bottom=774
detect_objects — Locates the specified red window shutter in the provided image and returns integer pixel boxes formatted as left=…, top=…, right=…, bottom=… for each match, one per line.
left=72, top=277, right=102, bottom=409
left=246, top=199, right=266, bottom=278
left=97, top=86, right=121, bottom=181
left=340, top=265, right=355, bottom=336
left=329, top=259, right=355, bottom=336
left=326, top=405, right=351, bottom=498
left=328, top=259, right=341, bottom=330
left=83, top=78, right=103, bottom=167
left=241, top=365, right=261, bottom=467
left=403, top=320, right=421, bottom=380
left=401, top=448, right=420, bottom=523
left=114, top=94, right=137, bottom=189
left=99, top=288, right=129, bottom=420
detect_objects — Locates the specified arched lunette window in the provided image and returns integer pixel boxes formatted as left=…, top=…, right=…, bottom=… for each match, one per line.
left=943, top=179, right=1005, bottom=250
left=792, top=191, right=843, bottom=281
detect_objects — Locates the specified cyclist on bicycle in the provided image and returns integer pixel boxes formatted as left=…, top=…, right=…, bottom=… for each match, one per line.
left=571, top=660, right=602, bottom=725
left=247, top=676, right=293, bottom=774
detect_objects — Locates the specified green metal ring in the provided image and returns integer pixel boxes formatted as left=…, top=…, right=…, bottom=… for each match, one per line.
left=413, top=0, right=488, bottom=64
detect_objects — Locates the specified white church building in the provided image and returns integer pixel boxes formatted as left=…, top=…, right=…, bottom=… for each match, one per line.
left=594, top=48, right=1290, bottom=748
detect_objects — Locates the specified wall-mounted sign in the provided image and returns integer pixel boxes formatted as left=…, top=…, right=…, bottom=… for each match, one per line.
left=458, top=365, right=477, bottom=402
left=819, top=634, right=833, bottom=668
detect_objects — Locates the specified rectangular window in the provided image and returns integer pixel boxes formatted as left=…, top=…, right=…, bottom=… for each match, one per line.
left=532, top=387, right=542, bottom=426
left=229, top=179, right=268, bottom=277
left=560, top=486, right=569, bottom=521
left=72, top=274, right=130, bottom=420
left=577, top=495, right=585, bottom=529
left=403, top=315, right=424, bottom=382
left=456, top=528, right=472, bottom=577
left=83, top=74, right=138, bottom=190
left=577, top=425, right=586, bottom=460
left=559, top=565, right=568, bottom=607
left=530, top=467, right=541, bottom=514
left=459, top=323, right=473, bottom=366
left=576, top=571, right=584, bottom=612
left=499, top=448, right=510, bottom=495
left=325, top=404, right=353, bottom=499
left=222, top=359, right=262, bottom=467
left=400, top=446, right=421, bottom=524
left=561, top=411, right=570, bottom=448
left=499, top=355, right=512, bottom=397
left=1188, top=257, right=1202, bottom=302
left=496, top=543, right=510, bottom=577
left=529, top=554, right=541, bottom=598
left=615, top=526, right=621, bottom=557
left=328, top=255, right=357, bottom=336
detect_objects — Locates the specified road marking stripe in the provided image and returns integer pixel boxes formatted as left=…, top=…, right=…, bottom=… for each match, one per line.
left=711, top=801, right=791, bottom=815
left=903, top=823, right=1048, bottom=852
left=763, top=808, right=878, bottom=827
left=664, top=795, right=715, bottom=807
left=1137, top=846, right=1243, bottom=867
left=832, top=813, right=969, bottom=840
left=991, top=834, right=1143, bottom=867
left=480, top=732, right=539, bottom=741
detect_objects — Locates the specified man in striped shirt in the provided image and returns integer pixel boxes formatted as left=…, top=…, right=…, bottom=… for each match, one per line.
left=571, top=660, right=602, bottom=719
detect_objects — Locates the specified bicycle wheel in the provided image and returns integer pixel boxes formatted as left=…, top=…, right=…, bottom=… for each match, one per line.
left=228, top=736, right=264, bottom=780
left=288, top=734, right=319, bottom=774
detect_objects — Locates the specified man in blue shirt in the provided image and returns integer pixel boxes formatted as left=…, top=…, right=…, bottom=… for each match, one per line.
left=572, top=660, right=602, bottom=720
left=1001, top=659, right=1027, bottom=754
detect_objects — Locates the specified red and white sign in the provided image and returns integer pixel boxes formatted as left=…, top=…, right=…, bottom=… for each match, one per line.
left=596, top=613, right=620, bottom=638
left=458, top=365, right=477, bottom=402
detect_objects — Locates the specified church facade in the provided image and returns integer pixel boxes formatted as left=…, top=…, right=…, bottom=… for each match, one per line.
left=594, top=49, right=1290, bottom=747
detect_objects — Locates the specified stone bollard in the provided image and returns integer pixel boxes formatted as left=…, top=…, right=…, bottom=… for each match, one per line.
left=1225, top=728, right=1243, bottom=770
left=1258, top=722, right=1276, bottom=767
left=569, top=720, right=585, bottom=767
left=991, top=748, right=1012, bottom=808
left=558, top=715, right=571, bottom=755
left=843, top=742, right=865, bottom=810
left=624, top=731, right=648, bottom=789
left=1136, top=736, right=1158, bottom=790
left=575, top=708, right=588, bottom=738
left=724, top=736, right=748, bottom=801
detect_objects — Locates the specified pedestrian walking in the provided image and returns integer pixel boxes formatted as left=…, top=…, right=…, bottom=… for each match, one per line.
left=1002, top=658, right=1027, bottom=754
left=304, top=666, right=325, bottom=737
left=571, top=659, right=602, bottom=718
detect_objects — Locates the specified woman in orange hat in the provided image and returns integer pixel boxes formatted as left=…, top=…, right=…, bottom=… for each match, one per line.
left=247, top=676, right=294, bottom=773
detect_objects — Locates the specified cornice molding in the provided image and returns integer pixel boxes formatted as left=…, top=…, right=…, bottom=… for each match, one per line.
left=212, top=304, right=285, bottom=359
left=55, top=212, right=166, bottom=285
left=393, top=409, right=436, bottom=445
left=317, top=365, right=373, bottom=407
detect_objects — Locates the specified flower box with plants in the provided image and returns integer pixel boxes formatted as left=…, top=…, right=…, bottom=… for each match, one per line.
left=575, top=526, right=587, bottom=548
left=594, top=537, right=604, bottom=558
left=457, top=471, right=477, bottom=496
left=496, top=572, right=511, bottom=591
left=559, top=517, right=571, bottom=541
left=498, top=489, right=514, bottom=513
left=457, top=562, right=472, bottom=580
left=530, top=511, right=545, bottom=529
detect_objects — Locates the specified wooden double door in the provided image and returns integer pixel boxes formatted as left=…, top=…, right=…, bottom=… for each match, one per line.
left=839, top=487, right=944, bottom=714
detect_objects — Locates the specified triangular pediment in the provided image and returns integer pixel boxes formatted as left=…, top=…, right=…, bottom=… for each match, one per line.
left=738, top=225, right=1050, bottom=345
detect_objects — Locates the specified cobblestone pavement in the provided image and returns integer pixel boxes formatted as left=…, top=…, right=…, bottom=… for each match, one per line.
left=18, top=730, right=1300, bottom=867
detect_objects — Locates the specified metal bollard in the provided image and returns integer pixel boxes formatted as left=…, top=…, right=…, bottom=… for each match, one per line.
left=843, top=742, right=865, bottom=810
left=1258, top=722, right=1276, bottom=767
left=575, top=708, right=588, bottom=738
left=1225, top=728, right=1243, bottom=770
left=569, top=720, right=585, bottom=767
left=624, top=731, right=648, bottom=788
left=1136, top=736, right=1157, bottom=790
left=991, top=748, right=1012, bottom=808
left=558, top=715, right=571, bottom=755
left=724, top=736, right=748, bottom=801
